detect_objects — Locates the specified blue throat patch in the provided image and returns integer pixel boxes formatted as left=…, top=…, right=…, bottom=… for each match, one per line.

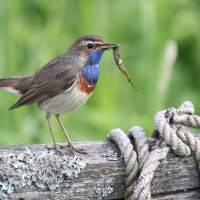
left=81, top=50, right=104, bottom=85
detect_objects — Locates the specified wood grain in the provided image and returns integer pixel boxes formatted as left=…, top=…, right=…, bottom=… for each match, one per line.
left=0, top=140, right=199, bottom=200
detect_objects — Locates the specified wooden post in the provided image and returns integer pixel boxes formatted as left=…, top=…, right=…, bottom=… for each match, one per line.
left=0, top=140, right=200, bottom=200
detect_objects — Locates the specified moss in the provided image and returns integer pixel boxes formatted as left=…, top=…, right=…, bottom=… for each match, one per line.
left=0, top=148, right=86, bottom=199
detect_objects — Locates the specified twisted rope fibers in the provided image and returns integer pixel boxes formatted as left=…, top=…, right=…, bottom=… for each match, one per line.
left=108, top=101, right=200, bottom=200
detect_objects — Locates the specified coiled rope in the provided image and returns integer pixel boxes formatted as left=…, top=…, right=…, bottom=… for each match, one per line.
left=108, top=101, right=200, bottom=200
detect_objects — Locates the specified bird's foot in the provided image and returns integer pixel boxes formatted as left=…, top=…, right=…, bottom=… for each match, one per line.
left=45, top=144, right=66, bottom=155
left=45, top=143, right=87, bottom=155
left=64, top=142, right=87, bottom=155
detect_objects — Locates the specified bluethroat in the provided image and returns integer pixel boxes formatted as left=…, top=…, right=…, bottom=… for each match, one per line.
left=0, top=35, right=118, bottom=154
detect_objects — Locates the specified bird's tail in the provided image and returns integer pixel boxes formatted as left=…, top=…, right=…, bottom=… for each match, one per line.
left=0, top=77, right=23, bottom=95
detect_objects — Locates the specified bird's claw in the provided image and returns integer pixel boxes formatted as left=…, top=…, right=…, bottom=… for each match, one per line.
left=67, top=142, right=87, bottom=155
left=45, top=143, right=87, bottom=155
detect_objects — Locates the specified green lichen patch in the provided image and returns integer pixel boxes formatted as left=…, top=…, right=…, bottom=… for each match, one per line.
left=0, top=148, right=86, bottom=200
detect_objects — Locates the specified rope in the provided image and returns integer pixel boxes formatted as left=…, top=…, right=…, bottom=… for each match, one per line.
left=108, top=101, right=200, bottom=200
left=108, top=128, right=139, bottom=198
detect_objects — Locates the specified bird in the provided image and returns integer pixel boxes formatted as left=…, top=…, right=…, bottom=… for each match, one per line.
left=0, top=35, right=118, bottom=154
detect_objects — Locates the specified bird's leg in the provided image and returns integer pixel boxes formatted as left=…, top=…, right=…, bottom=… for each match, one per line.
left=45, top=112, right=60, bottom=153
left=55, top=114, right=71, bottom=143
left=55, top=114, right=86, bottom=154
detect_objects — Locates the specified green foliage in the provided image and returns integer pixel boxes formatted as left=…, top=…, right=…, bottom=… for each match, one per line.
left=0, top=0, right=200, bottom=145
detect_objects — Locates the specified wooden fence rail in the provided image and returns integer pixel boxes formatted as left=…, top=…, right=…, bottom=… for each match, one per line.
left=0, top=140, right=200, bottom=200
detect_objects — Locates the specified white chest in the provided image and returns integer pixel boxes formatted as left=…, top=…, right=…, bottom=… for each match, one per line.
left=40, top=82, right=93, bottom=115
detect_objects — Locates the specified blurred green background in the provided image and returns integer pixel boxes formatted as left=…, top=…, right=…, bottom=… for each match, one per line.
left=0, top=0, right=200, bottom=146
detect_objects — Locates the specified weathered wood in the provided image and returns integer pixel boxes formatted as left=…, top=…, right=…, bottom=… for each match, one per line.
left=152, top=189, right=200, bottom=200
left=0, top=140, right=200, bottom=200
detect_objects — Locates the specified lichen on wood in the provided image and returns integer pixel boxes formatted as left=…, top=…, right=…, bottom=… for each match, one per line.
left=0, top=140, right=199, bottom=199
left=0, top=148, right=86, bottom=200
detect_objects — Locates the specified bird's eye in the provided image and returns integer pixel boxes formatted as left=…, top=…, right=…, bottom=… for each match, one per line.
left=86, top=42, right=94, bottom=49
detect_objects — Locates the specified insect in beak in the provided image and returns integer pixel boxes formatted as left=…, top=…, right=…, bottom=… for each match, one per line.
left=96, top=43, right=118, bottom=50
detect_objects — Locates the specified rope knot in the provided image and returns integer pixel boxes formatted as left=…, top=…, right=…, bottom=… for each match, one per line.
left=177, top=101, right=194, bottom=115
left=108, top=101, right=200, bottom=200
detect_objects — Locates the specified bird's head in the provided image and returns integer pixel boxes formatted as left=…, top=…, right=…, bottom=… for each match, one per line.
left=69, top=35, right=118, bottom=65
